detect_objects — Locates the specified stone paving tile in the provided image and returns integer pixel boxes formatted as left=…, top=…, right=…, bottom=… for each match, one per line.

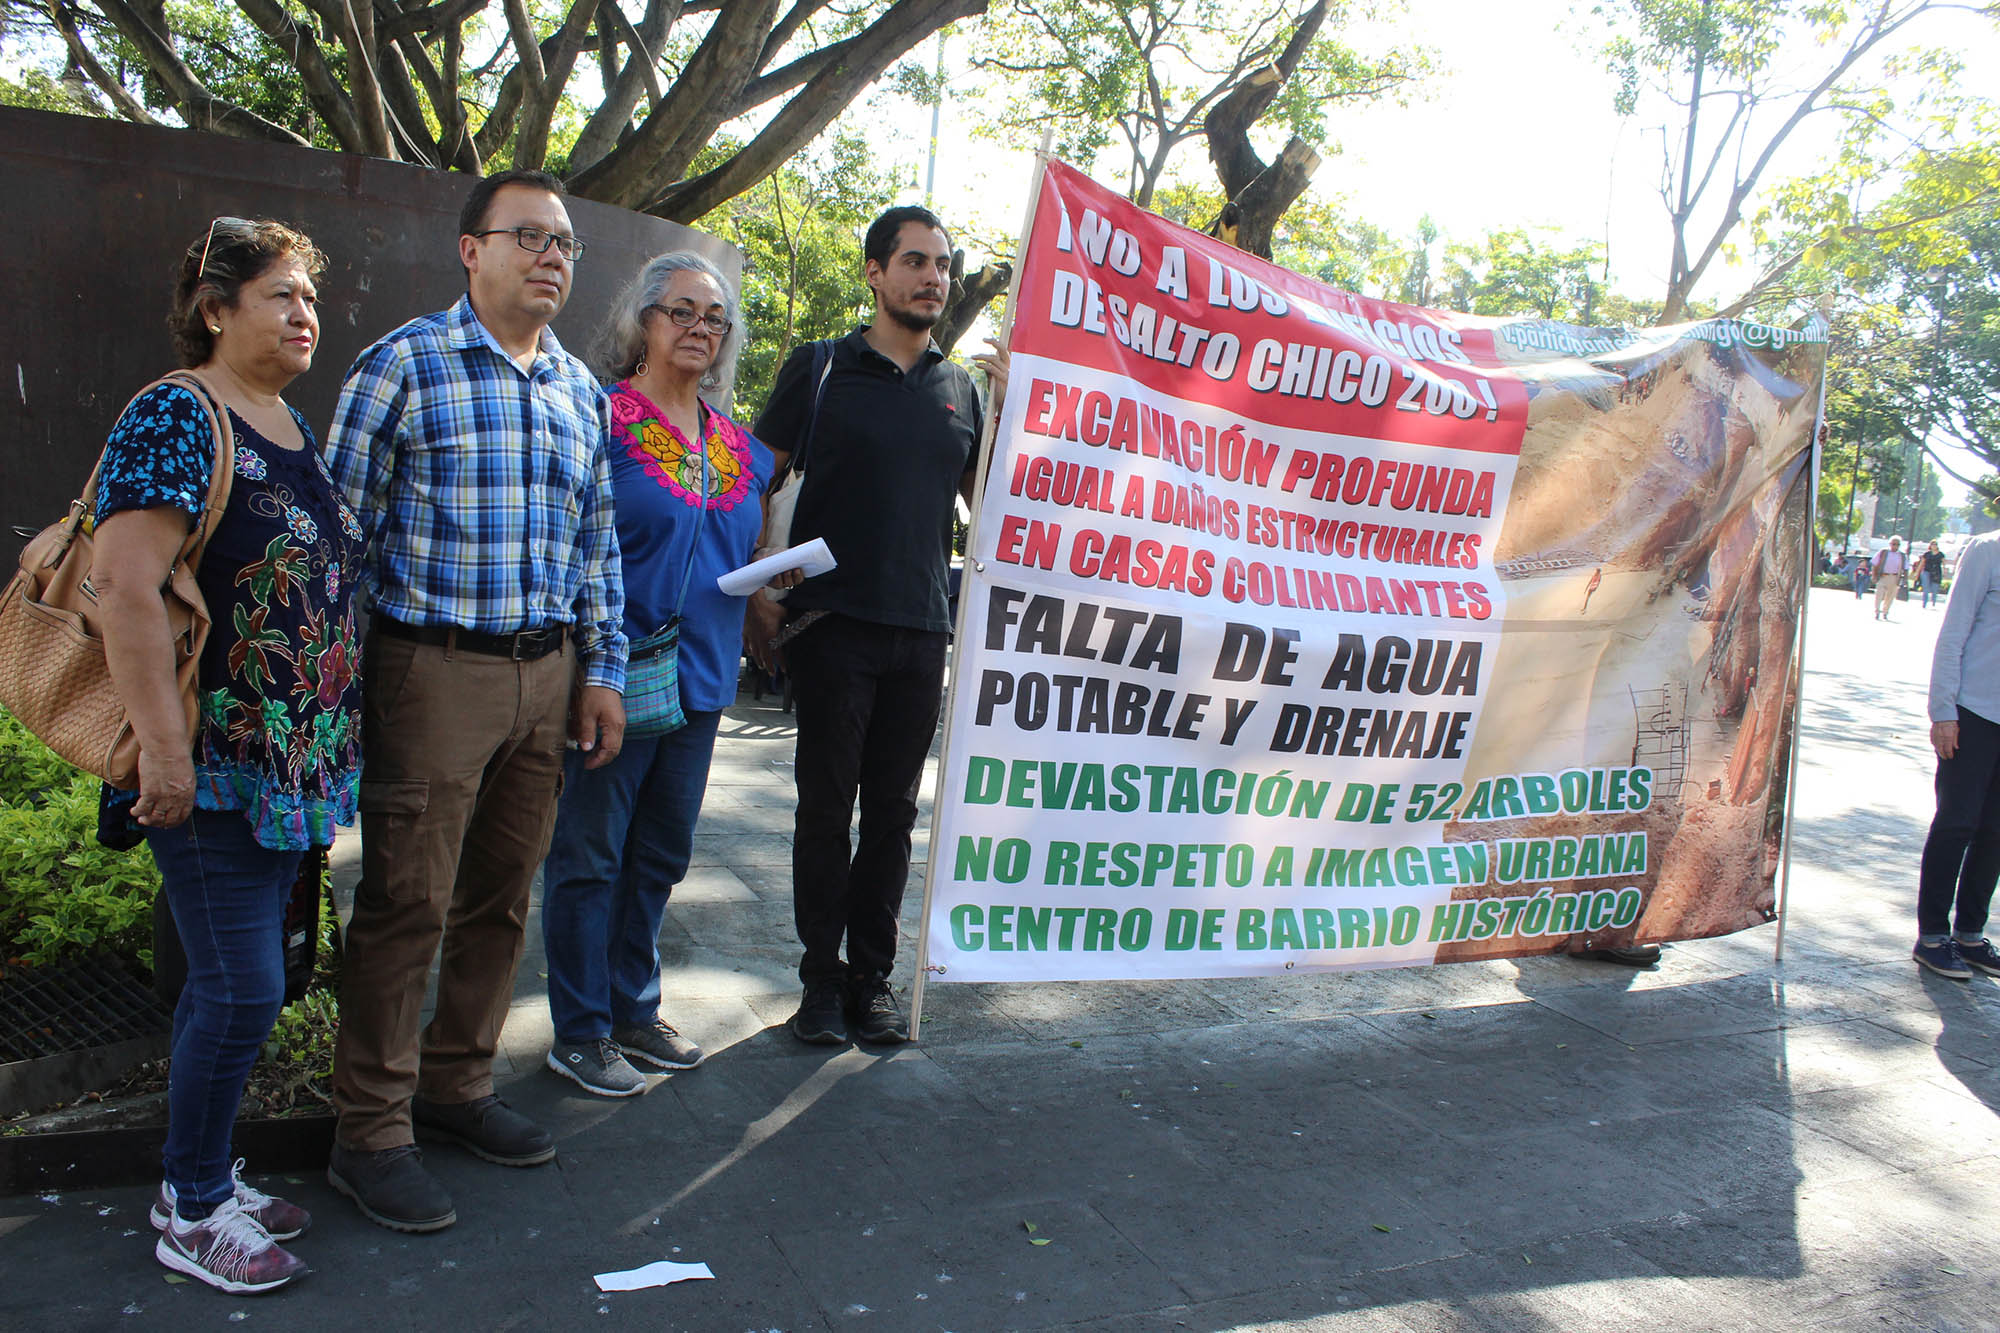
left=1700, top=1017, right=1991, bottom=1100
left=983, top=978, right=1245, bottom=1037
left=1524, top=978, right=1795, bottom=1045
left=776, top=1199, right=1190, bottom=1332
left=1776, top=1078, right=2000, bottom=1174
left=1088, top=1164, right=1468, bottom=1303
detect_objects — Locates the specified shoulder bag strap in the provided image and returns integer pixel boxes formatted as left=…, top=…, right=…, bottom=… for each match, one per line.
left=161, top=370, right=237, bottom=575
left=62, top=372, right=236, bottom=567
left=665, top=410, right=713, bottom=626
left=789, top=338, right=837, bottom=480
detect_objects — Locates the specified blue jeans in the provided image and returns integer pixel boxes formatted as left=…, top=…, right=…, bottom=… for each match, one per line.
left=1921, top=570, right=1940, bottom=607
left=145, top=808, right=302, bottom=1219
left=541, top=709, right=722, bottom=1043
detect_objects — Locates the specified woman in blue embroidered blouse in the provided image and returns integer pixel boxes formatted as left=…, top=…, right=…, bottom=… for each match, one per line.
left=92, top=218, right=360, bottom=1293
left=539, top=251, right=774, bottom=1096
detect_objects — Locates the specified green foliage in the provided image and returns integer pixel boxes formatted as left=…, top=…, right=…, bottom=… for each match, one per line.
left=1439, top=228, right=1607, bottom=322
left=0, top=767, right=160, bottom=969
left=0, top=70, right=104, bottom=116
left=0, top=710, right=89, bottom=806
left=698, top=131, right=896, bottom=418
left=968, top=0, right=1426, bottom=206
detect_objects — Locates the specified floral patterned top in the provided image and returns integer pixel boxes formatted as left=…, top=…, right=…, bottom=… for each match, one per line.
left=96, top=383, right=362, bottom=850
left=606, top=383, right=772, bottom=713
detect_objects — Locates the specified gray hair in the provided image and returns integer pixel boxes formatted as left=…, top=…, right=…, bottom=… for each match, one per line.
left=593, top=249, right=740, bottom=389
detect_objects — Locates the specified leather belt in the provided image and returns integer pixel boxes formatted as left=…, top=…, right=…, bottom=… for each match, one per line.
left=374, top=615, right=566, bottom=661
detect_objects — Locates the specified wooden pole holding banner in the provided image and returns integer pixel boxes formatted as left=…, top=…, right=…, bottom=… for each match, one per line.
left=909, top=138, right=1053, bottom=1041
left=1773, top=326, right=1830, bottom=964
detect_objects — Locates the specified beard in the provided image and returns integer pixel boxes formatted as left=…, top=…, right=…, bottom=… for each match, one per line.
left=885, top=294, right=943, bottom=332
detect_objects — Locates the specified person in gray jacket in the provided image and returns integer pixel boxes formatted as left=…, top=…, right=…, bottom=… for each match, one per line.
left=1915, top=529, right=2000, bottom=979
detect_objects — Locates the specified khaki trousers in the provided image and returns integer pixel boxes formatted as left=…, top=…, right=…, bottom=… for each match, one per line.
left=332, top=631, right=573, bottom=1151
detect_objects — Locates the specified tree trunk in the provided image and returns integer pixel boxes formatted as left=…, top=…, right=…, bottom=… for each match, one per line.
left=1200, top=1, right=1328, bottom=259
left=935, top=250, right=1012, bottom=358
left=634, top=0, right=985, bottom=221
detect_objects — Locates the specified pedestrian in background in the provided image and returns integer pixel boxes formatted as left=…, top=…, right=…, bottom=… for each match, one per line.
left=540, top=251, right=780, bottom=1097
left=1873, top=536, right=1907, bottom=619
left=1921, top=540, right=1945, bottom=609
left=324, top=170, right=626, bottom=1233
left=94, top=218, right=356, bottom=1292
left=1915, top=529, right=2000, bottom=980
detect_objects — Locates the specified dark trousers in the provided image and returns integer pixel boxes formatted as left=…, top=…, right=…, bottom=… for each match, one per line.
left=786, top=614, right=947, bottom=984
left=1918, top=707, right=2000, bottom=940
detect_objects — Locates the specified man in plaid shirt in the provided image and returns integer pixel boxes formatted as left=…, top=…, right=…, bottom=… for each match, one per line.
left=323, top=169, right=627, bottom=1234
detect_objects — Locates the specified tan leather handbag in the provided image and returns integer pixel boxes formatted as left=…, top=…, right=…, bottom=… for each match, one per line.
left=0, top=371, right=235, bottom=789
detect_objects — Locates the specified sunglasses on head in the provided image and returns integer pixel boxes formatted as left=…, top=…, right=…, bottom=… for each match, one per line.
left=197, top=216, right=255, bottom=278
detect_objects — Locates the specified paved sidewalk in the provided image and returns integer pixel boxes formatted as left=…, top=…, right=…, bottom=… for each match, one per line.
left=5, top=586, right=1999, bottom=1331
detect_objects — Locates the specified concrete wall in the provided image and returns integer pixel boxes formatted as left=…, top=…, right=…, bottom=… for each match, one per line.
left=2, top=107, right=738, bottom=549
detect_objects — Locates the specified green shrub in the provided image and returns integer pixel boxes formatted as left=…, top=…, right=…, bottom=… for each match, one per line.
left=0, top=711, right=160, bottom=967
left=0, top=709, right=84, bottom=806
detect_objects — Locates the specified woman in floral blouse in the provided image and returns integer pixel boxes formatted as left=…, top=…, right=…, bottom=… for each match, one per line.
left=93, top=218, right=360, bottom=1292
left=539, top=252, right=775, bottom=1096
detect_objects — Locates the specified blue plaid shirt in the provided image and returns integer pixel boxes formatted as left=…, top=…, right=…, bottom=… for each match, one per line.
left=326, top=297, right=627, bottom=690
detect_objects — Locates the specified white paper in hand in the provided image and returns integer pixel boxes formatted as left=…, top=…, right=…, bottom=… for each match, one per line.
left=716, top=538, right=836, bottom=596
left=593, top=1259, right=715, bottom=1291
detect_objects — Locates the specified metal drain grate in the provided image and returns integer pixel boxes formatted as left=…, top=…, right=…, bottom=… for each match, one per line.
left=0, top=955, right=170, bottom=1062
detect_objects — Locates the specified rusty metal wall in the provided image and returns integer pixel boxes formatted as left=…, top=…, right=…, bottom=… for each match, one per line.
left=2, top=107, right=739, bottom=549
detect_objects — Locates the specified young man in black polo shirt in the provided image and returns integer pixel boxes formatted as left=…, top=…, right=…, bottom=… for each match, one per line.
left=749, top=205, right=997, bottom=1045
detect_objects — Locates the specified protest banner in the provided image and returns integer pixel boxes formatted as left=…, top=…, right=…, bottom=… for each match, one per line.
left=916, top=158, right=1826, bottom=991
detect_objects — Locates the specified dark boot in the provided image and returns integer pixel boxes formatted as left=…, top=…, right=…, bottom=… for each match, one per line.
left=327, top=1143, right=456, bottom=1233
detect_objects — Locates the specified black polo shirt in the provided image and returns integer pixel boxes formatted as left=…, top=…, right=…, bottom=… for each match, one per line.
left=753, top=326, right=982, bottom=633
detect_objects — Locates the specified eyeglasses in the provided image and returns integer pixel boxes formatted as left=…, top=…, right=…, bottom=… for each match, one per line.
left=471, top=226, right=586, bottom=261
left=646, top=303, right=732, bottom=336
left=198, top=216, right=254, bottom=277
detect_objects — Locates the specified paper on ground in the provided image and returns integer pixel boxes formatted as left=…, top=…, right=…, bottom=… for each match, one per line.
left=716, top=538, right=835, bottom=596
left=593, top=1259, right=715, bottom=1291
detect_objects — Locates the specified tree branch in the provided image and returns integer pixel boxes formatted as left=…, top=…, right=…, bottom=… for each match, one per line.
left=512, top=0, right=599, bottom=168
left=48, top=0, right=157, bottom=125
left=84, top=0, right=311, bottom=143
left=569, top=0, right=679, bottom=173
left=231, top=0, right=368, bottom=150
left=631, top=0, right=987, bottom=221
left=566, top=0, right=783, bottom=207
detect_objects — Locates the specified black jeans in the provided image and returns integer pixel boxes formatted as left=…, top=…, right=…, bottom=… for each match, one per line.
left=786, top=614, right=948, bottom=984
left=1917, top=707, right=2000, bottom=939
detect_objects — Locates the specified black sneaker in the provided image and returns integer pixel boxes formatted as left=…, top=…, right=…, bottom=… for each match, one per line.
left=1917, top=938, right=1975, bottom=979
left=848, top=976, right=910, bottom=1045
left=1958, top=938, right=2000, bottom=977
left=547, top=1037, right=647, bottom=1097
left=614, top=1018, right=704, bottom=1070
left=326, top=1143, right=456, bottom=1234
left=788, top=980, right=848, bottom=1045
left=412, top=1093, right=556, bottom=1166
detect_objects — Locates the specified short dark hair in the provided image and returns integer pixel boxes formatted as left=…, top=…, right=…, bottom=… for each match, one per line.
left=864, top=205, right=951, bottom=269
left=169, top=218, right=327, bottom=368
left=459, top=169, right=567, bottom=241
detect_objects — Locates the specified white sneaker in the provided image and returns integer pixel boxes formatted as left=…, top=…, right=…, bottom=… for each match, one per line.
left=151, top=1158, right=311, bottom=1240
left=153, top=1197, right=308, bottom=1294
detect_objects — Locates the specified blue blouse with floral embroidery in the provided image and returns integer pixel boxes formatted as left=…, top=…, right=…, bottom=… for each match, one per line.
left=96, top=383, right=362, bottom=850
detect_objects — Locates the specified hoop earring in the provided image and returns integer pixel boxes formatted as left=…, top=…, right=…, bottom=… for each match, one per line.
left=634, top=356, right=647, bottom=376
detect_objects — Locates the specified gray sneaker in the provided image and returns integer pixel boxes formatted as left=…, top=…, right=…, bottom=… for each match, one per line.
left=546, top=1038, right=647, bottom=1097
left=614, top=1018, right=704, bottom=1070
